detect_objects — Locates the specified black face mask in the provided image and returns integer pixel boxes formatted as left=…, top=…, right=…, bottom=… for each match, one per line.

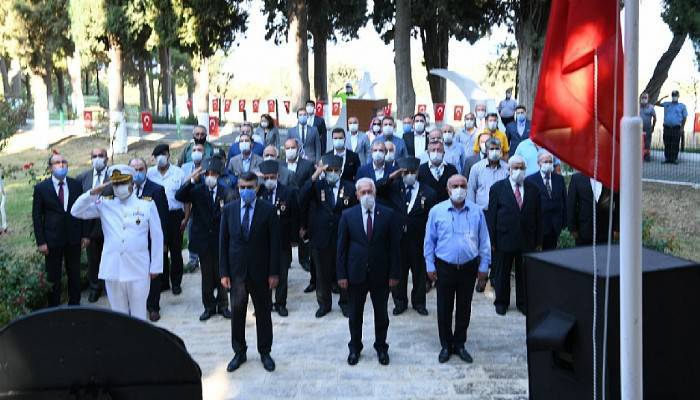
left=194, top=136, right=206, bottom=145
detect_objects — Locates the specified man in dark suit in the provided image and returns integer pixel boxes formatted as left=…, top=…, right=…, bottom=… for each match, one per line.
left=306, top=99, right=328, bottom=152
left=567, top=172, right=620, bottom=246
left=176, top=157, right=234, bottom=321
left=257, top=160, right=300, bottom=317
left=129, top=157, right=169, bottom=322
left=32, top=153, right=87, bottom=307
left=299, top=155, right=357, bottom=318
left=337, top=177, right=401, bottom=366
left=504, top=105, right=531, bottom=158
left=325, top=128, right=361, bottom=182
left=220, top=171, right=280, bottom=373
left=525, top=151, right=566, bottom=250
left=288, top=108, right=322, bottom=162
left=386, top=157, right=437, bottom=316
left=75, top=147, right=110, bottom=302
left=418, top=141, right=458, bottom=202
left=487, top=155, right=542, bottom=316
left=403, top=113, right=429, bottom=158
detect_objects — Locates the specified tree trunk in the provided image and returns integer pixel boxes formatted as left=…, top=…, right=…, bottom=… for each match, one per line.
left=171, top=72, right=177, bottom=119
left=643, top=32, right=688, bottom=103
left=30, top=72, right=50, bottom=150
left=95, top=64, right=101, bottom=100
left=394, top=0, right=416, bottom=119
left=420, top=22, right=449, bottom=104
left=44, top=61, right=55, bottom=112
left=67, top=51, right=85, bottom=119
left=9, top=59, right=23, bottom=99
left=194, top=56, right=210, bottom=128
left=514, top=0, right=550, bottom=116
left=55, top=69, right=66, bottom=113
left=148, top=63, right=157, bottom=113
left=84, top=69, right=89, bottom=95
left=138, top=59, right=149, bottom=111
left=159, top=46, right=172, bottom=119
left=288, top=0, right=310, bottom=111
left=312, top=28, right=328, bottom=103
left=0, top=58, right=10, bottom=97
left=186, top=65, right=194, bottom=118
left=107, top=38, right=127, bottom=154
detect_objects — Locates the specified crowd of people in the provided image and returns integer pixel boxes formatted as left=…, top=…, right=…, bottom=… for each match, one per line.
left=32, top=90, right=624, bottom=373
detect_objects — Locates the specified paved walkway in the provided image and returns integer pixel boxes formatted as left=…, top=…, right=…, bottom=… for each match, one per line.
left=85, top=251, right=528, bottom=399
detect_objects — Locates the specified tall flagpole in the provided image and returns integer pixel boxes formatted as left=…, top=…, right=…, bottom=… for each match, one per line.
left=620, top=0, right=643, bottom=397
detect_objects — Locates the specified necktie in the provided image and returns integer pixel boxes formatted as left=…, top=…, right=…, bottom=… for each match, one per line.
left=301, top=125, right=306, bottom=144
left=545, top=176, right=552, bottom=198
left=136, top=185, right=143, bottom=198
left=514, top=183, right=523, bottom=209
left=58, top=181, right=65, bottom=210
left=405, top=185, right=413, bottom=206
left=242, top=205, right=251, bottom=239
left=95, top=171, right=102, bottom=187
left=266, top=191, right=273, bottom=203
left=329, top=186, right=336, bottom=207
left=366, top=209, right=373, bottom=241
left=210, top=189, right=216, bottom=207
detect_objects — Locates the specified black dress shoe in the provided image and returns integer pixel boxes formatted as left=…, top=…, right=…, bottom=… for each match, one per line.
left=315, top=307, right=330, bottom=318
left=226, top=353, right=247, bottom=372
left=377, top=351, right=390, bottom=365
left=276, top=305, right=289, bottom=317
left=161, top=283, right=170, bottom=292
left=392, top=305, right=407, bottom=316
left=303, top=283, right=316, bottom=293
left=413, top=306, right=429, bottom=316
left=331, top=283, right=340, bottom=294
left=438, top=348, right=451, bottom=363
left=199, top=309, right=214, bottom=321
left=454, top=347, right=473, bottom=363
left=340, top=306, right=349, bottom=318
left=172, top=286, right=182, bottom=295
left=88, top=290, right=100, bottom=303
left=148, top=310, right=161, bottom=322
left=495, top=305, right=507, bottom=315
left=221, top=308, right=232, bottom=319
left=517, top=306, right=527, bottom=316
left=347, top=352, right=360, bottom=366
left=260, top=353, right=275, bottom=372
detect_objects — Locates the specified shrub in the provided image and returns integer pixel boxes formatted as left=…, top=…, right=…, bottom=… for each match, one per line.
left=0, top=249, right=50, bottom=326
left=0, top=97, right=28, bottom=153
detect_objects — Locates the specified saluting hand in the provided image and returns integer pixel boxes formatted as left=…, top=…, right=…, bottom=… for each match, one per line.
left=311, top=162, right=327, bottom=181
left=188, top=166, right=203, bottom=183
left=388, top=168, right=405, bottom=181
left=89, top=181, right=111, bottom=196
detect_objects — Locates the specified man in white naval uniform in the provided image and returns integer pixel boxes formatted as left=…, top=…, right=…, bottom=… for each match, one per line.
left=71, top=165, right=163, bottom=320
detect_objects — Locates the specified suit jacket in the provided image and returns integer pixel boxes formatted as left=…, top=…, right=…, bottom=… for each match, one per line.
left=137, top=179, right=169, bottom=242
left=566, top=173, right=620, bottom=244
left=299, top=178, right=357, bottom=249
left=417, top=162, right=458, bottom=203
left=371, top=135, right=408, bottom=160
left=356, top=162, right=398, bottom=206
left=228, top=153, right=263, bottom=177
left=387, top=180, right=437, bottom=243
left=505, top=120, right=531, bottom=157
left=324, top=149, right=360, bottom=182
left=463, top=154, right=484, bottom=179
left=32, top=177, right=85, bottom=247
left=227, top=141, right=264, bottom=162
left=336, top=204, right=401, bottom=285
left=258, top=183, right=299, bottom=253
left=283, top=158, right=315, bottom=189
left=345, top=132, right=371, bottom=165
left=288, top=125, right=322, bottom=162
left=219, top=199, right=281, bottom=283
left=403, top=131, right=429, bottom=157
left=254, top=126, right=281, bottom=149
left=308, top=115, right=328, bottom=152
left=75, top=168, right=111, bottom=239
left=486, top=179, right=542, bottom=252
left=175, top=181, right=234, bottom=253
left=526, top=172, right=567, bottom=237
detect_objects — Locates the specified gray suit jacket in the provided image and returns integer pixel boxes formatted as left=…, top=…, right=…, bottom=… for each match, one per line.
left=287, top=125, right=322, bottom=163
left=228, top=153, right=263, bottom=177
left=75, top=168, right=111, bottom=193
left=345, top=132, right=371, bottom=165
left=255, top=126, right=281, bottom=149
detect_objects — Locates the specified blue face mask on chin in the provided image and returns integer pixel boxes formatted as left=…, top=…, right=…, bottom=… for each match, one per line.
left=52, top=167, right=68, bottom=180
left=239, top=188, right=256, bottom=204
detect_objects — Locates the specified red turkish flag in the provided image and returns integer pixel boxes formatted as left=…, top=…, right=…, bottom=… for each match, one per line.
left=212, top=99, right=219, bottom=112
left=83, top=111, right=93, bottom=128
left=283, top=101, right=291, bottom=113
left=238, top=99, right=246, bottom=112
left=383, top=103, right=392, bottom=117
left=186, top=98, right=192, bottom=111
left=453, top=105, right=464, bottom=121
left=267, top=99, right=275, bottom=113
left=252, top=99, right=260, bottom=113
left=332, top=102, right=341, bottom=116
left=434, top=103, right=446, bottom=122
left=417, top=104, right=427, bottom=113
left=209, top=116, right=219, bottom=137
left=531, top=0, right=623, bottom=189
left=141, top=112, right=153, bottom=133
left=224, top=99, right=232, bottom=113
left=315, top=101, right=324, bottom=117
left=694, top=112, right=700, bottom=133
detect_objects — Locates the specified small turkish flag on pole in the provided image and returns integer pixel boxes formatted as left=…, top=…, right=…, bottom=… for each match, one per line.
left=224, top=99, right=232, bottom=113
left=83, top=111, right=93, bottom=129
left=417, top=104, right=427, bottom=114
left=209, top=116, right=219, bottom=137
left=141, top=112, right=153, bottom=132
left=283, top=101, right=291, bottom=114
left=434, top=104, right=445, bottom=122
left=694, top=112, right=700, bottom=133
left=315, top=101, right=324, bottom=117
left=252, top=99, right=260, bottom=113
left=332, top=102, right=341, bottom=116
left=453, top=105, right=464, bottom=121
left=212, top=99, right=219, bottom=113
left=267, top=99, right=275, bottom=113
left=383, top=103, right=392, bottom=116
left=186, top=99, right=192, bottom=111
left=238, top=99, right=246, bottom=112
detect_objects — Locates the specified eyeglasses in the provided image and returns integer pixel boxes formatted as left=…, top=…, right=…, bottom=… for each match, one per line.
left=52, top=160, right=68, bottom=165
left=90, top=154, right=106, bottom=159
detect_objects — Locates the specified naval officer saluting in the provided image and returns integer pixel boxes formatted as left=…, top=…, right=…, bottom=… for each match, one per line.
left=71, top=165, right=164, bottom=320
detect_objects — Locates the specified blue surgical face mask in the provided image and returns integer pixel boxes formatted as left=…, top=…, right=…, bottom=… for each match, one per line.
left=516, top=113, right=526, bottom=123
left=52, top=167, right=68, bottom=180
left=403, top=124, right=412, bottom=134
left=239, top=187, right=256, bottom=204
left=133, top=171, right=146, bottom=185
left=298, top=115, right=308, bottom=125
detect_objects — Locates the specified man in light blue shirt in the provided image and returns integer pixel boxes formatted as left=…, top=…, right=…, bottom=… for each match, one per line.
left=424, top=174, right=490, bottom=365
left=467, top=138, right=509, bottom=209
left=372, top=116, right=408, bottom=160
left=441, top=125, right=468, bottom=174
left=513, top=138, right=561, bottom=176
left=656, top=90, right=688, bottom=163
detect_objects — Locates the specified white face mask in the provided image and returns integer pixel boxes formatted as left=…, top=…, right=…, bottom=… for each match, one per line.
left=414, top=122, right=425, bottom=133
left=348, top=123, right=359, bottom=133
left=114, top=184, right=131, bottom=200
left=191, top=151, right=203, bottom=162
left=239, top=141, right=251, bottom=152
left=264, top=179, right=277, bottom=191
left=465, top=120, right=475, bottom=129
left=402, top=173, right=417, bottom=187
left=333, top=138, right=345, bottom=149
left=449, top=187, right=467, bottom=203
left=429, top=151, right=444, bottom=164
left=372, top=124, right=381, bottom=134
left=305, top=105, right=315, bottom=115
left=382, top=125, right=394, bottom=136
left=260, top=120, right=269, bottom=128
left=360, top=194, right=375, bottom=210
left=487, top=121, right=498, bottom=131
left=285, top=148, right=298, bottom=160
left=442, top=132, right=454, bottom=144
left=92, top=157, right=106, bottom=171
left=510, top=168, right=525, bottom=184
left=385, top=151, right=395, bottom=162
left=205, top=175, right=218, bottom=188
left=156, top=154, right=169, bottom=167
left=372, top=150, right=385, bottom=163
left=488, top=149, right=502, bottom=161
left=476, top=110, right=486, bottom=119
left=325, top=171, right=340, bottom=184
left=540, top=162, right=554, bottom=174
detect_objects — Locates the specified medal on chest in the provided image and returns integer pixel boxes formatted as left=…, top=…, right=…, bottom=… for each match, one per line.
left=135, top=207, right=142, bottom=225
left=219, top=199, right=224, bottom=210
left=320, top=189, right=326, bottom=202
left=421, top=196, right=426, bottom=209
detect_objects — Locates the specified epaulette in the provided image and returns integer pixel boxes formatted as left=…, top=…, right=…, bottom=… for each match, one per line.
left=141, top=196, right=153, bottom=201
left=102, top=195, right=114, bottom=200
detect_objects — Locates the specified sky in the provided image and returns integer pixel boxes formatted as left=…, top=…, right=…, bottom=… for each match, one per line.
left=220, top=0, right=700, bottom=109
